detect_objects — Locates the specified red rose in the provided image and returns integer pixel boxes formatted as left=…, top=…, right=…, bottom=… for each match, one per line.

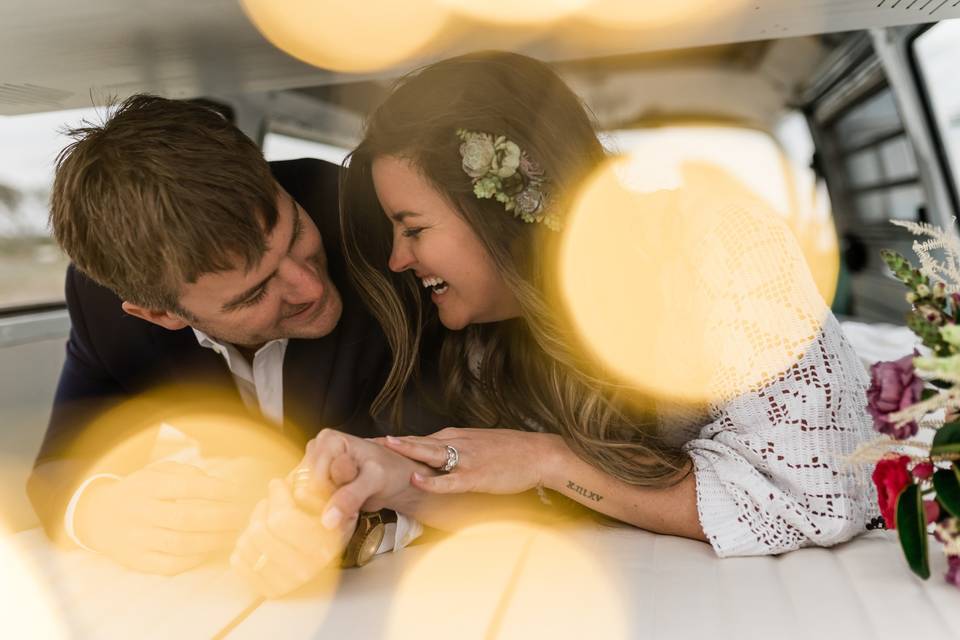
left=872, top=455, right=913, bottom=528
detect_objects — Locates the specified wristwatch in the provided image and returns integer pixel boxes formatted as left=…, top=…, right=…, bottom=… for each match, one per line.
left=341, top=509, right=397, bottom=568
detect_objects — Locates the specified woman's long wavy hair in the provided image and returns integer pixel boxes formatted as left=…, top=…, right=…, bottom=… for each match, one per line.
left=341, top=51, right=689, bottom=486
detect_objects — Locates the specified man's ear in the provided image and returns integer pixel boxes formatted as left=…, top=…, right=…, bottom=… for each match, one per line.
left=121, top=301, right=190, bottom=331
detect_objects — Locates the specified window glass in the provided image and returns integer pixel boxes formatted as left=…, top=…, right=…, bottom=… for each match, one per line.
left=855, top=192, right=887, bottom=223
left=0, top=107, right=101, bottom=310
left=878, top=135, right=917, bottom=181
left=262, top=131, right=350, bottom=166
left=845, top=149, right=882, bottom=186
left=914, top=20, right=960, bottom=200
left=834, top=90, right=901, bottom=150
left=887, top=185, right=925, bottom=220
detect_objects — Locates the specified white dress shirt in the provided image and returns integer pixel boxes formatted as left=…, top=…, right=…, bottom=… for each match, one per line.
left=64, top=328, right=421, bottom=555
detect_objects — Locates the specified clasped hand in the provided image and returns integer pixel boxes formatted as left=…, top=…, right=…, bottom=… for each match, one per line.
left=231, top=429, right=433, bottom=597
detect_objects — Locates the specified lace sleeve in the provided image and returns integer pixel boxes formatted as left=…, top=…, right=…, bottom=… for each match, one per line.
left=685, top=313, right=875, bottom=557
left=669, top=183, right=875, bottom=557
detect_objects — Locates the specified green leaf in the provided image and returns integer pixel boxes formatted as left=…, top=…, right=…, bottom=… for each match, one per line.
left=921, top=388, right=939, bottom=401
left=933, top=464, right=960, bottom=519
left=896, top=484, right=930, bottom=579
left=931, top=421, right=960, bottom=457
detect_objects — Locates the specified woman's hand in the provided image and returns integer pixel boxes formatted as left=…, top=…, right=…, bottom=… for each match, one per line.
left=294, top=429, right=435, bottom=530
left=381, top=427, right=563, bottom=495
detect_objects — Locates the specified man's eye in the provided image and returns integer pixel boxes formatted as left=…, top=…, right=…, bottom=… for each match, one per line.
left=402, top=227, right=424, bottom=238
left=241, top=287, right=268, bottom=308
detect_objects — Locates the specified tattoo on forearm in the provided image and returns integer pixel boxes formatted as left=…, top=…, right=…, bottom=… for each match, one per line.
left=566, top=480, right=603, bottom=502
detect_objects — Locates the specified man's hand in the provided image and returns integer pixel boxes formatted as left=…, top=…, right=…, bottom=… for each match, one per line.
left=73, top=460, right=255, bottom=575
left=230, top=477, right=356, bottom=598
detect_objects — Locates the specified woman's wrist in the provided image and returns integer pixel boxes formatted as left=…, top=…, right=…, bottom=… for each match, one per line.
left=535, top=432, right=571, bottom=491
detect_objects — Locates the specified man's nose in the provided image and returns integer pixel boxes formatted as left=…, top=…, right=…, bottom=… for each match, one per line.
left=280, top=258, right=324, bottom=302
left=388, top=240, right=415, bottom=273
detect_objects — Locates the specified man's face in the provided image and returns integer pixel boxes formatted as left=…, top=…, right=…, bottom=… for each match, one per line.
left=175, top=188, right=343, bottom=348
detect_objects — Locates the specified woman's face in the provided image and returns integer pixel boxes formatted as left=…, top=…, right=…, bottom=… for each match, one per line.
left=372, top=155, right=521, bottom=330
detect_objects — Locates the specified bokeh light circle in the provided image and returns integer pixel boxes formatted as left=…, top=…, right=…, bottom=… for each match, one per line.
left=438, top=0, right=590, bottom=25
left=241, top=0, right=450, bottom=73
left=559, top=154, right=830, bottom=405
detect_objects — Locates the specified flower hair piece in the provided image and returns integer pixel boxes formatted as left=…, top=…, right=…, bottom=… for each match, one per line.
left=456, top=128, right=560, bottom=231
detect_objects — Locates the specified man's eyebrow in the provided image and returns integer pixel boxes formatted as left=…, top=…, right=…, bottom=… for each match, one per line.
left=221, top=196, right=303, bottom=312
left=390, top=210, right=421, bottom=223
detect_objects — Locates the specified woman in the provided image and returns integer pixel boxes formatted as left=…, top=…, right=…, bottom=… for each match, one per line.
left=337, top=50, right=875, bottom=554
left=233, top=51, right=875, bottom=597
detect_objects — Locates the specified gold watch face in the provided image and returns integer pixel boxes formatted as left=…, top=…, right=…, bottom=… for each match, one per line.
left=356, top=523, right=386, bottom=567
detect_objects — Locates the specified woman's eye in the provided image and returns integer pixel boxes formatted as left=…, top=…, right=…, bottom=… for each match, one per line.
left=402, top=227, right=424, bottom=238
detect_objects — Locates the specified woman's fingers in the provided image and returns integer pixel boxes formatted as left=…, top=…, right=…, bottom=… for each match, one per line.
left=410, top=471, right=470, bottom=494
left=383, top=435, right=449, bottom=468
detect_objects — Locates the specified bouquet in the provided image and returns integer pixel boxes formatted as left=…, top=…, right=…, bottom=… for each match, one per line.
left=864, top=220, right=960, bottom=588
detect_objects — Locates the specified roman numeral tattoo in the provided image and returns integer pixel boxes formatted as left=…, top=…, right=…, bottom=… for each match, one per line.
left=566, top=480, right=603, bottom=502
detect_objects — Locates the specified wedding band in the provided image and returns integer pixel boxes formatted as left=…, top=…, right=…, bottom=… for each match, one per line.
left=253, top=553, right=268, bottom=573
left=440, top=445, right=459, bottom=473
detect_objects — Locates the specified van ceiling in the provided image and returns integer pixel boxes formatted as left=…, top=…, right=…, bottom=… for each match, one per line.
left=1, top=0, right=958, bottom=116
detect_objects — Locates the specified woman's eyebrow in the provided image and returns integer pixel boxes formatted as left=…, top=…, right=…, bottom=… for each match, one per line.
left=391, top=210, right=422, bottom=223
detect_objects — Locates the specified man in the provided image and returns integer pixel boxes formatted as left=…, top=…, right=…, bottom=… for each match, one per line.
left=28, top=94, right=447, bottom=580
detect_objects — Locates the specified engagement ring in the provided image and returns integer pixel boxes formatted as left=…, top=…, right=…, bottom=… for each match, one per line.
left=440, top=445, right=459, bottom=472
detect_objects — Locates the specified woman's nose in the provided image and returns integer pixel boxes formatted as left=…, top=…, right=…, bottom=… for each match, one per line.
left=388, top=240, right=414, bottom=273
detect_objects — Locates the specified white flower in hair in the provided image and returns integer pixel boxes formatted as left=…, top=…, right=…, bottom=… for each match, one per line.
left=455, top=128, right=557, bottom=230
left=459, top=133, right=496, bottom=178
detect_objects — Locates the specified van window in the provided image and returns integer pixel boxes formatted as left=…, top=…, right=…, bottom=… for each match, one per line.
left=914, top=20, right=960, bottom=207
left=831, top=87, right=925, bottom=224
left=0, top=107, right=101, bottom=311
left=262, top=130, right=350, bottom=166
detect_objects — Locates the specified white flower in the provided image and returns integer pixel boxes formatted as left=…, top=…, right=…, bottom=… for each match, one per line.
left=494, top=141, right=521, bottom=178
left=460, top=135, right=496, bottom=178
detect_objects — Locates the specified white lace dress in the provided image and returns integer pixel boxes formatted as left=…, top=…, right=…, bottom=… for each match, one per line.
left=655, top=186, right=876, bottom=557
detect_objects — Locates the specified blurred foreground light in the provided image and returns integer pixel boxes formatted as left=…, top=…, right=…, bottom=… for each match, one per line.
left=60, top=385, right=305, bottom=538
left=0, top=525, right=69, bottom=639
left=583, top=0, right=748, bottom=29
left=438, top=0, right=589, bottom=25
left=387, top=521, right=626, bottom=639
left=241, top=0, right=450, bottom=73
left=559, top=156, right=829, bottom=405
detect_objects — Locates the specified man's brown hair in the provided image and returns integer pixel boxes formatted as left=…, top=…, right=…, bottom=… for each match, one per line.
left=50, top=94, right=278, bottom=312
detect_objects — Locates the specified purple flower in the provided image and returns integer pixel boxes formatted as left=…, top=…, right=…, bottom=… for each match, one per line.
left=866, top=352, right=924, bottom=439
left=947, top=555, right=960, bottom=588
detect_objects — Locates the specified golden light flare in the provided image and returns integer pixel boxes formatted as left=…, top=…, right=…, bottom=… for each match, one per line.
left=558, top=156, right=830, bottom=405
left=437, top=0, right=590, bottom=25
left=240, top=0, right=451, bottom=73
left=387, top=521, right=626, bottom=639
left=66, top=386, right=303, bottom=493
left=582, top=0, right=749, bottom=30
left=607, top=127, right=840, bottom=306
left=0, top=524, right=70, bottom=639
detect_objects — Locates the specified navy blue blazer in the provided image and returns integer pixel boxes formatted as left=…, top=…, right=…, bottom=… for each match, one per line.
left=28, top=158, right=449, bottom=539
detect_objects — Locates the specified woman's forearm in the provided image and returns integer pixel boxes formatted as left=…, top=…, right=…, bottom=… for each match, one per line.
left=539, top=434, right=708, bottom=542
left=398, top=491, right=565, bottom=532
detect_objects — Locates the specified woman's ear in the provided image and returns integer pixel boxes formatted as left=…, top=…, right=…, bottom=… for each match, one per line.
left=120, top=301, right=190, bottom=330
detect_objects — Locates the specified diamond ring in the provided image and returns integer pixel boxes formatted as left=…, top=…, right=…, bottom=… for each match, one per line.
left=440, top=445, right=459, bottom=473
